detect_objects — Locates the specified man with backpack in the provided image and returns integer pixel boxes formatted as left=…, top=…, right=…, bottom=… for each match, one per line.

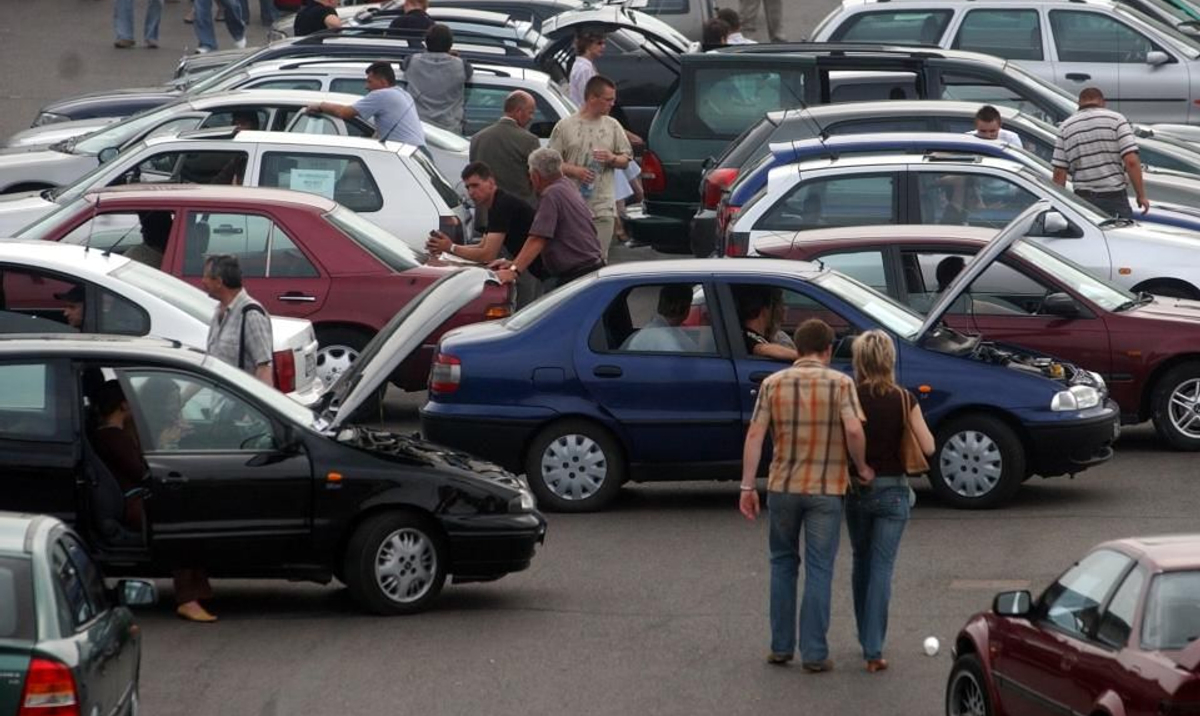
left=201, top=254, right=274, bottom=387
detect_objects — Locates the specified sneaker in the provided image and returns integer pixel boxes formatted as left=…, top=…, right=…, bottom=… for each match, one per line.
left=233, top=36, right=247, bottom=49
left=114, top=39, right=135, bottom=48
left=195, top=46, right=214, bottom=54
left=801, top=659, right=834, bottom=673
left=766, top=652, right=793, bottom=665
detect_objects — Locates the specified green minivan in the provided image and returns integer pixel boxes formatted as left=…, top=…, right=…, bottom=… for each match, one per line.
left=0, top=513, right=155, bottom=716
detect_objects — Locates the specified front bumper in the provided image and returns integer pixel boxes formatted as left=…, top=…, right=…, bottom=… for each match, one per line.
left=443, top=512, right=547, bottom=580
left=1025, top=401, right=1119, bottom=477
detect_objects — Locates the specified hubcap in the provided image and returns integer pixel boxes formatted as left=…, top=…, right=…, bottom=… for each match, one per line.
left=374, top=528, right=436, bottom=603
left=1167, top=378, right=1200, bottom=440
left=539, top=433, right=608, bottom=501
left=939, top=430, right=1003, bottom=498
left=316, top=344, right=358, bottom=386
left=948, top=669, right=987, bottom=716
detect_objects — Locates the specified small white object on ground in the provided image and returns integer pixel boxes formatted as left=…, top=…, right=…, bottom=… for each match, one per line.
left=923, top=636, right=940, bottom=656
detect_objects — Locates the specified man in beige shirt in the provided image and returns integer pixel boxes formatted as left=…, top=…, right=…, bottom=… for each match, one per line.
left=548, top=74, right=632, bottom=257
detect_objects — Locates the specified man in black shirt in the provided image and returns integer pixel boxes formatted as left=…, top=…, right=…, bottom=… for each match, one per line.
left=294, top=0, right=341, bottom=36
left=426, top=161, right=542, bottom=306
left=388, top=0, right=433, bottom=46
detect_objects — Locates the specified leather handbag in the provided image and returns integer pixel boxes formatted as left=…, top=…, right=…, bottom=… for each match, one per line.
left=899, top=390, right=930, bottom=476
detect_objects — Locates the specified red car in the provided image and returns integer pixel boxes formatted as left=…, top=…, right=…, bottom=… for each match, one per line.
left=947, top=535, right=1200, bottom=716
left=756, top=225, right=1200, bottom=450
left=18, top=185, right=512, bottom=390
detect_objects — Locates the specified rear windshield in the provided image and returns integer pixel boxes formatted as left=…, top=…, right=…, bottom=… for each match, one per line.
left=671, top=64, right=811, bottom=141
left=717, top=116, right=779, bottom=170
left=0, top=556, right=35, bottom=642
left=1142, top=570, right=1200, bottom=650
left=506, top=273, right=595, bottom=330
left=326, top=205, right=425, bottom=271
left=829, top=9, right=952, bottom=44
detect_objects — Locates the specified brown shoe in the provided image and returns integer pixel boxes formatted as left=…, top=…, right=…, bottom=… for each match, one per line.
left=114, top=39, right=135, bottom=48
left=866, top=658, right=889, bottom=673
left=766, top=652, right=793, bottom=666
left=176, top=601, right=217, bottom=623
left=801, top=659, right=834, bottom=673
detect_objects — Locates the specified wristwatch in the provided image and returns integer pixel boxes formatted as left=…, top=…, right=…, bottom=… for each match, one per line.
left=447, top=243, right=457, bottom=256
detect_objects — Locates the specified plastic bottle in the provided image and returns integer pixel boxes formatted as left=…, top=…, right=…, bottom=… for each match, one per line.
left=580, top=157, right=603, bottom=200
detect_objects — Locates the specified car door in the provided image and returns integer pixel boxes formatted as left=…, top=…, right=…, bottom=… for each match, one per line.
left=0, top=360, right=77, bottom=523
left=750, top=171, right=904, bottom=253
left=574, top=280, right=744, bottom=468
left=118, top=367, right=315, bottom=569
left=909, top=165, right=1044, bottom=230
left=1083, top=565, right=1164, bottom=716
left=175, top=208, right=331, bottom=319
left=950, top=8, right=1053, bottom=81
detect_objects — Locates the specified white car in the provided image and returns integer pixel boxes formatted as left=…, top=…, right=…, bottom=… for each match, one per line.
left=731, top=152, right=1200, bottom=298
left=0, top=240, right=323, bottom=405
left=0, top=129, right=469, bottom=251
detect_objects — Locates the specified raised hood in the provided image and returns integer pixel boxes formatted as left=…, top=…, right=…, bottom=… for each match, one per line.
left=918, top=200, right=1052, bottom=342
left=321, top=267, right=496, bottom=429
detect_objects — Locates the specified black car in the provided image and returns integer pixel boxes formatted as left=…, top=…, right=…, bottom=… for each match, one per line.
left=0, top=269, right=546, bottom=615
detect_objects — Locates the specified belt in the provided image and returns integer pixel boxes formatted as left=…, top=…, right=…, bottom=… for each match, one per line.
left=869, top=476, right=911, bottom=489
left=1074, top=188, right=1126, bottom=197
left=557, top=260, right=605, bottom=284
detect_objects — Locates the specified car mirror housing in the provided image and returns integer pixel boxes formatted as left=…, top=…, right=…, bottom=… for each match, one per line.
left=1042, top=292, right=1080, bottom=317
left=117, top=579, right=157, bottom=607
left=97, top=147, right=119, bottom=164
left=1147, top=50, right=1170, bottom=66
left=992, top=590, right=1032, bottom=617
left=1039, top=211, right=1071, bottom=236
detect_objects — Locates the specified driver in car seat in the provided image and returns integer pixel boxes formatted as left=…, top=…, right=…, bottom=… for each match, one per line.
left=621, top=284, right=699, bottom=352
left=55, top=284, right=85, bottom=330
left=90, top=380, right=146, bottom=531
left=737, top=285, right=798, bottom=362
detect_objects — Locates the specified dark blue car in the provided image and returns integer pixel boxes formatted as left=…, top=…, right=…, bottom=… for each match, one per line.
left=421, top=204, right=1118, bottom=512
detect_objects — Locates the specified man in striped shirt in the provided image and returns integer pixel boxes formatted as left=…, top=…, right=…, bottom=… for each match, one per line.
left=1052, top=87, right=1149, bottom=219
left=739, top=318, right=873, bottom=672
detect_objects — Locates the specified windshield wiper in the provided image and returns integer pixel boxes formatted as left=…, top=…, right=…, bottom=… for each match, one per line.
left=1114, top=291, right=1155, bottom=312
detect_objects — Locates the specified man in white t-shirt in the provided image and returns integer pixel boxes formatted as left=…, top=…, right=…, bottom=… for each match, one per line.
left=967, top=104, right=1024, bottom=148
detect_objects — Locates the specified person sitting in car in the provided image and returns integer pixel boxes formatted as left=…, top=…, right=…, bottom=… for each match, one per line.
left=737, top=285, right=798, bottom=362
left=90, top=380, right=146, bottom=531
left=123, top=211, right=173, bottom=269
left=621, top=284, right=699, bottom=353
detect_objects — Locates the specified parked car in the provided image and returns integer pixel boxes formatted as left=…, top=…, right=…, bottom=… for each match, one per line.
left=757, top=223, right=1200, bottom=449
left=810, top=0, right=1200, bottom=123
left=0, top=513, right=156, bottom=716
left=0, top=269, right=546, bottom=616
left=0, top=240, right=323, bottom=404
left=946, top=533, right=1200, bottom=716
left=422, top=203, right=1118, bottom=512
left=634, top=43, right=1080, bottom=252
left=14, top=185, right=513, bottom=390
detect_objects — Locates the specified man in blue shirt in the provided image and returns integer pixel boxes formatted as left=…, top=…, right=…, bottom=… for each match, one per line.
left=306, top=61, right=426, bottom=147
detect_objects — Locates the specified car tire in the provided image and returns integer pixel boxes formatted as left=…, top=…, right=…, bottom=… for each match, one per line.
left=1139, top=280, right=1200, bottom=300
left=524, top=419, right=625, bottom=513
left=929, top=415, right=1024, bottom=509
left=1151, top=362, right=1200, bottom=451
left=343, top=511, right=447, bottom=616
left=945, top=653, right=993, bottom=716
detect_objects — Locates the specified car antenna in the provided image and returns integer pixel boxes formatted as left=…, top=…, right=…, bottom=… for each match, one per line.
left=84, top=193, right=100, bottom=254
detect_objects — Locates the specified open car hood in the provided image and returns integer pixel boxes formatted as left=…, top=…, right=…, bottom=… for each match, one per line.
left=319, top=267, right=496, bottom=430
left=917, top=200, right=1051, bottom=342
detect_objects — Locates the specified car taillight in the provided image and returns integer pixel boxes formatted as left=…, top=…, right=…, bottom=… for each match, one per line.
left=273, top=350, right=296, bottom=393
left=19, top=658, right=79, bottom=716
left=641, top=150, right=666, bottom=195
left=429, top=353, right=461, bottom=394
left=440, top=215, right=464, bottom=245
left=702, top=168, right=739, bottom=210
left=485, top=304, right=511, bottom=320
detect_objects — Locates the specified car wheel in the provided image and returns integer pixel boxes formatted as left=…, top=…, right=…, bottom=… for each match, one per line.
left=929, top=415, right=1024, bottom=509
left=343, top=512, right=447, bottom=615
left=1151, top=362, right=1200, bottom=450
left=1139, top=280, right=1200, bottom=300
left=525, top=419, right=625, bottom=513
left=315, top=327, right=371, bottom=387
left=945, top=654, right=993, bottom=716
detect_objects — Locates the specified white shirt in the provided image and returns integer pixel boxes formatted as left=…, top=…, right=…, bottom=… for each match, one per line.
left=967, top=127, right=1024, bottom=149
left=569, top=56, right=596, bottom=107
left=727, top=32, right=756, bottom=44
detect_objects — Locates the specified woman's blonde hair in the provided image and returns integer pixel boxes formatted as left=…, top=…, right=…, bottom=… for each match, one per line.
left=852, top=330, right=898, bottom=397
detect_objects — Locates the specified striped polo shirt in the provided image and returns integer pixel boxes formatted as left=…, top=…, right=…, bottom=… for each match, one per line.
left=1051, top=106, right=1138, bottom=193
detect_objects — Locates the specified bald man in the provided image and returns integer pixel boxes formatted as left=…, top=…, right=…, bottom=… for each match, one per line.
left=469, top=90, right=542, bottom=206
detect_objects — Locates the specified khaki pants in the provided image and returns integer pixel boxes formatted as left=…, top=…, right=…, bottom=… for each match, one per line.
left=594, top=215, right=616, bottom=258
left=739, top=0, right=786, bottom=41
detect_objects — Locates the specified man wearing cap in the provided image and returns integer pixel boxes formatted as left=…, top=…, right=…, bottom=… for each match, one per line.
left=57, top=285, right=85, bottom=329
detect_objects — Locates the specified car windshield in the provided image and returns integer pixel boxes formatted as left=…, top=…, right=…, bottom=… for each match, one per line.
left=811, top=271, right=924, bottom=340
left=0, top=556, right=35, bottom=642
left=110, top=260, right=217, bottom=323
left=1142, top=570, right=1200, bottom=650
left=13, top=195, right=90, bottom=240
left=74, top=102, right=185, bottom=156
left=187, top=66, right=252, bottom=95
left=1010, top=240, right=1134, bottom=311
left=200, top=352, right=319, bottom=427
left=325, top=205, right=426, bottom=270
left=506, top=273, right=596, bottom=330
left=45, top=142, right=147, bottom=204
left=1114, top=4, right=1200, bottom=56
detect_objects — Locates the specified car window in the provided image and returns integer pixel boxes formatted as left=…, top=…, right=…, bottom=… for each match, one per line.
left=730, top=284, right=853, bottom=354
left=953, top=9, right=1044, bottom=61
left=938, top=116, right=1054, bottom=162
left=0, top=556, right=35, bottom=641
left=826, top=118, right=932, bottom=136
left=0, top=362, right=66, bottom=441
left=1050, top=10, right=1162, bottom=62
left=1037, top=548, right=1133, bottom=639
left=595, top=283, right=717, bottom=354
left=830, top=10, right=952, bottom=44
left=287, top=114, right=341, bottom=136
left=1139, top=143, right=1200, bottom=173
left=506, top=273, right=596, bottom=331
left=259, top=151, right=383, bottom=213
left=907, top=250, right=1050, bottom=315
left=62, top=535, right=108, bottom=615
left=818, top=251, right=889, bottom=293
left=937, top=71, right=1058, bottom=124
left=112, top=149, right=250, bottom=187
left=144, top=116, right=204, bottom=142
left=756, top=173, right=898, bottom=232
left=915, top=171, right=1039, bottom=228
left=247, top=78, right=323, bottom=91
left=1142, top=570, right=1200, bottom=650
left=57, top=210, right=174, bottom=269
left=51, top=542, right=96, bottom=629
left=409, top=150, right=463, bottom=209
left=180, top=210, right=318, bottom=278
left=330, top=77, right=370, bottom=96
left=1097, top=566, right=1145, bottom=648
left=199, top=109, right=268, bottom=130
left=673, top=66, right=810, bottom=140
left=829, top=71, right=921, bottom=103
left=638, top=0, right=689, bottom=14
left=463, top=84, right=555, bottom=136
left=125, top=370, right=277, bottom=452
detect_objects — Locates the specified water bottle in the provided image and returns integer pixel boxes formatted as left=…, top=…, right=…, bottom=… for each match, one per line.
left=580, top=157, right=603, bottom=200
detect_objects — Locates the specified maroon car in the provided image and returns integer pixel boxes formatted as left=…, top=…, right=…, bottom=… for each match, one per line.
left=16, top=185, right=513, bottom=390
left=756, top=225, right=1200, bottom=450
left=947, top=535, right=1200, bottom=716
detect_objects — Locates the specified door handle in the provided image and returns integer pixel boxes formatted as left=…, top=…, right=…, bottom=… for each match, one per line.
left=278, top=292, right=317, bottom=303
left=161, top=472, right=188, bottom=486
left=1065, top=73, right=1091, bottom=81
left=593, top=365, right=623, bottom=378
left=750, top=371, right=773, bottom=384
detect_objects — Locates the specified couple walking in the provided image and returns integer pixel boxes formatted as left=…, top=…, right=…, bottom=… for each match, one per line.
left=739, top=322, right=935, bottom=673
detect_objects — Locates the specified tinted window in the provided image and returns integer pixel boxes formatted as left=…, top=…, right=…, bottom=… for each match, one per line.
left=757, top=174, right=898, bottom=231
left=954, top=9, right=1044, bottom=61
left=1050, top=11, right=1161, bottom=62
left=462, top=84, right=556, bottom=136
left=819, top=251, right=889, bottom=293
left=716, top=117, right=782, bottom=170
left=199, top=109, right=268, bottom=131
left=247, top=78, right=322, bottom=91
left=831, top=10, right=951, bottom=44
left=125, top=370, right=277, bottom=452
left=829, top=72, right=920, bottom=103
left=1098, top=566, right=1145, bottom=648
left=827, top=118, right=931, bottom=136
left=915, top=171, right=1039, bottom=228
left=0, top=362, right=63, bottom=440
left=259, top=152, right=383, bottom=213
left=597, top=284, right=716, bottom=354
left=674, top=66, right=809, bottom=140
left=181, top=211, right=318, bottom=278
left=1142, top=570, right=1200, bottom=650
left=0, top=556, right=35, bottom=641
left=330, top=78, right=370, bottom=96
left=52, top=542, right=96, bottom=629
left=1139, top=144, right=1200, bottom=173
left=639, top=0, right=688, bottom=14
left=937, top=72, right=1057, bottom=123
left=1038, top=549, right=1132, bottom=638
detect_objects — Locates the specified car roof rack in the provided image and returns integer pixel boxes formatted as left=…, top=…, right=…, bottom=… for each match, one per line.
left=294, top=27, right=536, bottom=55
left=713, top=41, right=947, bottom=59
left=923, top=152, right=985, bottom=163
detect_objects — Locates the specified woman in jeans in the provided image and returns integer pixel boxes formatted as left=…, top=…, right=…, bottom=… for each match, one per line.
left=847, top=330, right=934, bottom=672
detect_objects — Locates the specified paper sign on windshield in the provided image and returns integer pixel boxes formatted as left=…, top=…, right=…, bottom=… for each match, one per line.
left=289, top=169, right=337, bottom=199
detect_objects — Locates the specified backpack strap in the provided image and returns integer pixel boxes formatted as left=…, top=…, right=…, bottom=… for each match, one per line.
left=238, top=303, right=267, bottom=372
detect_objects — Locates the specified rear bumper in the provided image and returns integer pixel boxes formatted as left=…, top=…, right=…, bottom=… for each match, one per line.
left=444, top=512, right=547, bottom=578
left=690, top=209, right=718, bottom=257
left=626, top=212, right=690, bottom=253
left=1025, top=402, right=1119, bottom=476
left=420, top=409, right=543, bottom=474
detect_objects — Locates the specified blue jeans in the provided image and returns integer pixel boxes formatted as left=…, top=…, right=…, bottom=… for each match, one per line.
left=193, top=0, right=245, bottom=51
left=767, top=492, right=842, bottom=661
left=239, top=0, right=277, bottom=26
left=114, top=0, right=163, bottom=42
left=845, top=483, right=911, bottom=660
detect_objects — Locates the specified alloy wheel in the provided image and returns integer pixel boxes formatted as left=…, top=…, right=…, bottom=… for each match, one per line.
left=1167, top=378, right=1200, bottom=440
left=539, top=433, right=608, bottom=501
left=374, top=528, right=437, bottom=604
left=947, top=669, right=987, bottom=716
left=316, top=344, right=358, bottom=386
left=939, top=430, right=1003, bottom=498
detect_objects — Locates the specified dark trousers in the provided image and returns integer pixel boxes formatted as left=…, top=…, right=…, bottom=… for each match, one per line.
left=1075, top=189, right=1131, bottom=219
left=544, top=260, right=605, bottom=291
left=173, top=569, right=213, bottom=604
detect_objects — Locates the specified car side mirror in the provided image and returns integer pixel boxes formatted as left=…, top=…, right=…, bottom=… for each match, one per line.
left=992, top=590, right=1032, bottom=617
left=1147, top=50, right=1170, bottom=66
left=1042, top=292, right=1080, bottom=317
left=1038, top=210, right=1071, bottom=236
left=528, top=121, right=555, bottom=140
left=98, top=147, right=119, bottom=164
left=116, top=579, right=157, bottom=607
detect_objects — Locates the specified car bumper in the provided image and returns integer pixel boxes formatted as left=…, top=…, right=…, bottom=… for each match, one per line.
left=420, top=409, right=543, bottom=474
left=443, top=512, right=547, bottom=579
left=625, top=211, right=690, bottom=253
left=1025, top=401, right=1119, bottom=476
left=689, top=208, right=719, bottom=258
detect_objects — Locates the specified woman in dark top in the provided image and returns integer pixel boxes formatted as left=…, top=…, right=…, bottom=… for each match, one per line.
left=847, top=330, right=935, bottom=673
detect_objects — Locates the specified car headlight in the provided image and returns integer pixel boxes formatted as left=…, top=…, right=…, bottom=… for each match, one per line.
left=32, top=112, right=70, bottom=127
left=1051, top=385, right=1101, bottom=411
left=508, top=490, right=536, bottom=513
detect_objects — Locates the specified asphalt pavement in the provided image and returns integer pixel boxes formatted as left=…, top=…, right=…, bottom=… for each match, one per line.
left=7, top=4, right=1200, bottom=716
